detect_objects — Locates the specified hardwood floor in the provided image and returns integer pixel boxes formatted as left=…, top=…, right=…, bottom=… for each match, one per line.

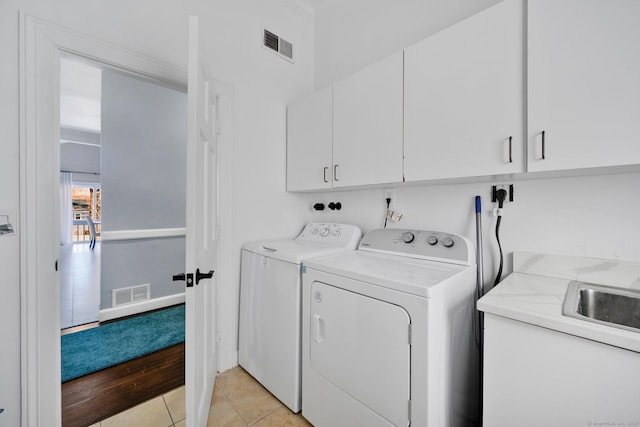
left=62, top=343, right=185, bottom=427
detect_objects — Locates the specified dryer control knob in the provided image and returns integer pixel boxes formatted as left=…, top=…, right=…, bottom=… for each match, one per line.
left=402, top=231, right=415, bottom=244
left=427, top=235, right=438, bottom=245
left=442, top=237, right=455, bottom=248
left=319, top=227, right=330, bottom=237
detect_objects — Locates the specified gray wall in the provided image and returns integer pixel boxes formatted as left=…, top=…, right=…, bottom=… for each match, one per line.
left=100, top=237, right=186, bottom=306
left=100, top=68, right=187, bottom=309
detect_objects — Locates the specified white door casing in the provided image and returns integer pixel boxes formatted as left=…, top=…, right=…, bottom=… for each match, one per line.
left=20, top=14, right=234, bottom=426
left=185, top=15, right=219, bottom=427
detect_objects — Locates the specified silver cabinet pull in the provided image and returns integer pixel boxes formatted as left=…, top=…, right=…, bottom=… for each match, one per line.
left=323, top=166, right=329, bottom=183
left=333, top=164, right=339, bottom=181
left=508, top=136, right=513, bottom=163
left=541, top=130, right=546, bottom=160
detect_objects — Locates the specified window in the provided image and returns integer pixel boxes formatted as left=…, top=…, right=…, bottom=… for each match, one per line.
left=72, top=184, right=101, bottom=242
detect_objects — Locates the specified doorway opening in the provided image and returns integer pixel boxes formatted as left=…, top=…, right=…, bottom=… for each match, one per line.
left=59, top=55, right=103, bottom=329
left=58, top=52, right=189, bottom=424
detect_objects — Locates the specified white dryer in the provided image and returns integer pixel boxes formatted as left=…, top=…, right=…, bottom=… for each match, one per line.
left=302, top=228, right=480, bottom=427
left=238, top=223, right=361, bottom=412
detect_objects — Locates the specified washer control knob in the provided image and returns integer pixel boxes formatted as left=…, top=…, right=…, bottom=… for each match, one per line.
left=311, top=228, right=318, bottom=235
left=442, top=237, right=455, bottom=248
left=427, top=235, right=438, bottom=246
left=402, top=231, right=415, bottom=244
left=319, top=227, right=330, bottom=237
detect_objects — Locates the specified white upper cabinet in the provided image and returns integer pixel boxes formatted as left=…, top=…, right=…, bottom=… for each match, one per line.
left=528, top=0, right=640, bottom=172
left=287, top=86, right=333, bottom=191
left=288, top=0, right=640, bottom=192
left=404, top=0, right=524, bottom=182
left=332, top=51, right=404, bottom=188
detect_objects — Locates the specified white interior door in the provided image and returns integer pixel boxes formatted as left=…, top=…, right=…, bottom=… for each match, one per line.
left=185, top=15, right=218, bottom=427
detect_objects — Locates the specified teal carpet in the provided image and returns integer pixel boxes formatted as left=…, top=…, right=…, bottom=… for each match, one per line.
left=61, top=305, right=185, bottom=382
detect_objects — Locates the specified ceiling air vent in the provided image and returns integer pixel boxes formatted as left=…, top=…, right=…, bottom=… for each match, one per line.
left=263, top=29, right=294, bottom=62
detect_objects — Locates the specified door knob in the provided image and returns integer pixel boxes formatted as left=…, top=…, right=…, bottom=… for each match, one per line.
left=196, top=268, right=215, bottom=285
left=173, top=272, right=194, bottom=287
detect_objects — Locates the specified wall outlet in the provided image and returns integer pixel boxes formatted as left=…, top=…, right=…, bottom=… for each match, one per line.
left=491, top=184, right=514, bottom=203
left=383, top=188, right=396, bottom=209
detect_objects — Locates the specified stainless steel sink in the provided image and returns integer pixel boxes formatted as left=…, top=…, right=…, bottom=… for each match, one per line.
left=562, top=281, right=640, bottom=332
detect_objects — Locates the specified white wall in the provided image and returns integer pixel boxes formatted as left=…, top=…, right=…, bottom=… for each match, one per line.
left=314, top=0, right=500, bottom=88
left=311, top=0, right=640, bottom=287
left=60, top=142, right=101, bottom=174
left=310, top=172, right=640, bottom=289
left=0, top=6, right=23, bottom=425
left=0, top=0, right=313, bottom=423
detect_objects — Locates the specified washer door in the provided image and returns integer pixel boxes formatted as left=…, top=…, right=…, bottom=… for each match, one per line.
left=309, top=281, right=411, bottom=427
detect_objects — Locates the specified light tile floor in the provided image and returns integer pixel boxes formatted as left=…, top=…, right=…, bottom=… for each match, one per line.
left=89, top=367, right=312, bottom=427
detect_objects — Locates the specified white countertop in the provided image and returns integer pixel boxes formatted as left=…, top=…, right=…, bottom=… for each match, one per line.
left=477, top=251, right=640, bottom=353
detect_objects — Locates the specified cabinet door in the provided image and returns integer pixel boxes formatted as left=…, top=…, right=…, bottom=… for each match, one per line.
left=287, top=86, right=333, bottom=191
left=404, top=0, right=524, bottom=181
left=528, top=0, right=640, bottom=172
left=332, top=52, right=404, bottom=188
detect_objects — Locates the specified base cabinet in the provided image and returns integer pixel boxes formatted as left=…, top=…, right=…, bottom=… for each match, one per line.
left=483, top=314, right=640, bottom=426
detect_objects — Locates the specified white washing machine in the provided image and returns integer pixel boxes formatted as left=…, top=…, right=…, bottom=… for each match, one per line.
left=302, top=228, right=480, bottom=427
left=238, top=223, right=361, bottom=412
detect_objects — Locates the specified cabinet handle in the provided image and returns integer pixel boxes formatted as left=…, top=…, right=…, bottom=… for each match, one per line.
left=541, top=130, right=546, bottom=160
left=508, top=136, right=513, bottom=163
left=333, top=164, right=339, bottom=182
left=323, top=166, right=329, bottom=183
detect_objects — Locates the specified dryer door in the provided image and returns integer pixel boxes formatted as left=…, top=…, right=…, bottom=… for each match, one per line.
left=310, top=281, right=411, bottom=427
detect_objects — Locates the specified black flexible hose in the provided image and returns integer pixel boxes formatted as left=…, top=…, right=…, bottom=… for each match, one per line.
left=494, top=215, right=503, bottom=286
left=383, top=198, right=391, bottom=228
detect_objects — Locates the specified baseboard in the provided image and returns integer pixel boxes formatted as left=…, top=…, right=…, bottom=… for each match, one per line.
left=218, top=350, right=239, bottom=374
left=99, top=293, right=185, bottom=322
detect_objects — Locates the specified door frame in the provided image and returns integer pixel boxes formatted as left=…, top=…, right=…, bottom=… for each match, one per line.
left=19, top=13, right=234, bottom=425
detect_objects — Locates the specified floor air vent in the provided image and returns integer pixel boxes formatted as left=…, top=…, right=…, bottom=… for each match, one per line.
left=113, top=284, right=150, bottom=307
left=263, top=29, right=293, bottom=62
